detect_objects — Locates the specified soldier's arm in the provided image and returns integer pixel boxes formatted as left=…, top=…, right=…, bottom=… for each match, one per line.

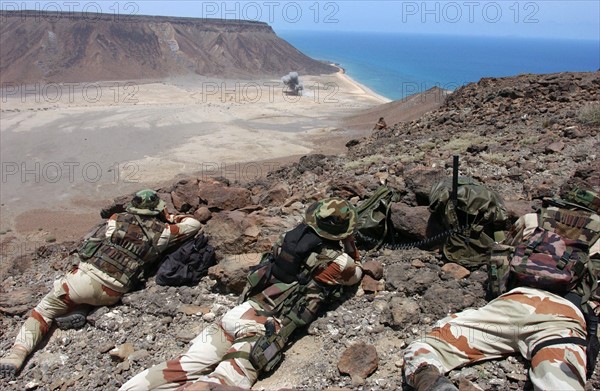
left=504, top=213, right=538, bottom=246
left=105, top=214, right=118, bottom=238
left=312, top=250, right=363, bottom=287
left=158, top=215, right=201, bottom=249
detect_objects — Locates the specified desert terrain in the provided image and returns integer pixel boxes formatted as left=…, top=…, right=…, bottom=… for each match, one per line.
left=1, top=71, right=597, bottom=391
left=0, top=70, right=390, bottom=242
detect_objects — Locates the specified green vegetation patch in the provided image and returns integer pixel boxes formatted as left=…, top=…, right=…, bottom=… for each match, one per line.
left=578, top=103, right=600, bottom=126
left=441, top=133, right=487, bottom=153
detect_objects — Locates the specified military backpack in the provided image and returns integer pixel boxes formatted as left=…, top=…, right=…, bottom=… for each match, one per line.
left=488, top=188, right=600, bottom=302
left=355, top=185, right=401, bottom=250
left=429, top=177, right=509, bottom=268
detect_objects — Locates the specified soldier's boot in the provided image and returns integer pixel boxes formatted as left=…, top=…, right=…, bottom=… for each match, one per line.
left=55, top=305, right=92, bottom=330
left=0, top=345, right=29, bottom=379
left=412, top=365, right=458, bottom=391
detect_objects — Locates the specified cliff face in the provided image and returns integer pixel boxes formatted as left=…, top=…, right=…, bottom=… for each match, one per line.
left=0, top=11, right=336, bottom=83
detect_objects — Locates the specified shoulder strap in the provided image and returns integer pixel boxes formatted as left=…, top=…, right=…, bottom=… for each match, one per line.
left=133, top=214, right=161, bottom=254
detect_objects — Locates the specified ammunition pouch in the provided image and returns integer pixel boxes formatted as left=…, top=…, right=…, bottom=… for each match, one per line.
left=249, top=319, right=296, bottom=373
left=85, top=242, right=154, bottom=287
left=78, top=237, right=103, bottom=260
left=249, top=332, right=285, bottom=372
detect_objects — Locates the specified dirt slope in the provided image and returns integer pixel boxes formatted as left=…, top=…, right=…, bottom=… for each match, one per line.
left=342, top=87, right=450, bottom=130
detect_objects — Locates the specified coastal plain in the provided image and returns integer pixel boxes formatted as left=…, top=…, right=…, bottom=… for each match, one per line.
left=0, top=71, right=388, bottom=241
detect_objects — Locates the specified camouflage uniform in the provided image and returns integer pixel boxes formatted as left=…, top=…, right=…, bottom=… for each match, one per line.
left=0, top=190, right=201, bottom=378
left=403, top=210, right=600, bottom=390
left=120, top=197, right=363, bottom=390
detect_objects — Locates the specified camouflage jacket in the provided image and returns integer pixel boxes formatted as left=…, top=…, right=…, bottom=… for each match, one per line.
left=249, top=232, right=363, bottom=326
left=80, top=212, right=201, bottom=292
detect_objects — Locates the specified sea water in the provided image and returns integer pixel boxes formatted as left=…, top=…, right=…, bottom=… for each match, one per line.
left=280, top=31, right=600, bottom=100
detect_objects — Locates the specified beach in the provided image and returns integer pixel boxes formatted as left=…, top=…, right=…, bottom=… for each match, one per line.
left=0, top=70, right=389, bottom=242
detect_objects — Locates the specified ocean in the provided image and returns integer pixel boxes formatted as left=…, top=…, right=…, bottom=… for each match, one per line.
left=280, top=31, right=600, bottom=100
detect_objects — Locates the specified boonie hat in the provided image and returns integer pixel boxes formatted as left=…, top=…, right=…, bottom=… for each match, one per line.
left=305, top=197, right=357, bottom=240
left=126, top=189, right=166, bottom=216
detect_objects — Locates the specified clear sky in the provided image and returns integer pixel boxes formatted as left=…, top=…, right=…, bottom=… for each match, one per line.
left=4, top=1, right=600, bottom=40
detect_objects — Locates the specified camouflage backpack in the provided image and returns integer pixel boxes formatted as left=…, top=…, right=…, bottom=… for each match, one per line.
left=355, top=185, right=401, bottom=250
left=488, top=188, right=600, bottom=303
left=429, top=177, right=509, bottom=268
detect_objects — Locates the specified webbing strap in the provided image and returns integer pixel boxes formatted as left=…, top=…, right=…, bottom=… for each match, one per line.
left=493, top=230, right=506, bottom=243
left=222, top=351, right=251, bottom=362
left=235, top=335, right=261, bottom=344
left=531, top=337, right=587, bottom=358
left=133, top=214, right=161, bottom=254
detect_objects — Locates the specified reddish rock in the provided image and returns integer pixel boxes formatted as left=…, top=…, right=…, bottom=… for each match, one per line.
left=259, top=182, right=291, bottom=206
left=338, top=342, right=378, bottom=386
left=158, top=191, right=177, bottom=214
left=208, top=253, right=263, bottom=294
left=403, top=167, right=445, bottom=203
left=361, top=275, right=384, bottom=293
left=362, top=260, right=384, bottom=280
left=198, top=182, right=252, bottom=211
left=504, top=200, right=536, bottom=222
left=0, top=287, right=38, bottom=315
left=171, top=179, right=200, bottom=212
left=545, top=140, right=565, bottom=153
left=203, top=211, right=252, bottom=255
left=390, top=204, right=431, bottom=240
left=411, top=259, right=426, bottom=268
left=193, top=206, right=212, bottom=223
left=441, top=263, right=471, bottom=280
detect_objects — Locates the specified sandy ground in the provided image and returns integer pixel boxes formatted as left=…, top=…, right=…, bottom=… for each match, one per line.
left=0, top=70, right=389, bottom=243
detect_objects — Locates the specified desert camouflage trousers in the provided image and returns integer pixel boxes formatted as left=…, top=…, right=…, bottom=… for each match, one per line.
left=403, top=287, right=588, bottom=391
left=11, top=265, right=122, bottom=354
left=120, top=301, right=278, bottom=390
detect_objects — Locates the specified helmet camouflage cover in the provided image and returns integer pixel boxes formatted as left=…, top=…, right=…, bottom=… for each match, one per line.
left=305, top=197, right=357, bottom=240
left=126, top=189, right=166, bottom=216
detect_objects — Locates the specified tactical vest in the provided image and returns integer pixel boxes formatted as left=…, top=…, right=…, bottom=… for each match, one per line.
left=271, top=224, right=323, bottom=284
left=85, top=213, right=165, bottom=287
left=244, top=225, right=343, bottom=322
left=244, top=228, right=346, bottom=373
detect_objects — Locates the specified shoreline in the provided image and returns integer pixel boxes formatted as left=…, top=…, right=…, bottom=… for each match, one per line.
left=330, top=64, right=392, bottom=104
left=0, top=71, right=387, bottom=243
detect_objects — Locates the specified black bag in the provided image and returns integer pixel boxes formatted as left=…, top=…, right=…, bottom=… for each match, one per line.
left=155, top=232, right=216, bottom=286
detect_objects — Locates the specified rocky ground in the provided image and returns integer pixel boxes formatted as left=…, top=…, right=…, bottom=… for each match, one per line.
left=1, top=71, right=599, bottom=391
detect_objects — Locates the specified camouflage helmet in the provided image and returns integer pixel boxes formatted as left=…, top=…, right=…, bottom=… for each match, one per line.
left=305, top=197, right=357, bottom=240
left=126, top=189, right=166, bottom=216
